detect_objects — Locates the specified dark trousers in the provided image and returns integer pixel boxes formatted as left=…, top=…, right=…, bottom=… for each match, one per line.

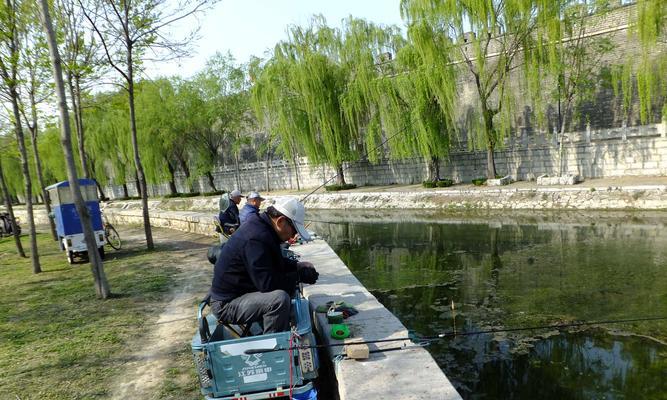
left=211, top=290, right=291, bottom=334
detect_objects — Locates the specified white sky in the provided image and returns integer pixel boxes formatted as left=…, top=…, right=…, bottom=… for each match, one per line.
left=144, top=0, right=404, bottom=79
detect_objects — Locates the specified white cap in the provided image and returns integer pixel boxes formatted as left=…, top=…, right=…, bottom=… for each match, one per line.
left=229, top=189, right=243, bottom=198
left=273, top=197, right=311, bottom=241
left=247, top=191, right=264, bottom=200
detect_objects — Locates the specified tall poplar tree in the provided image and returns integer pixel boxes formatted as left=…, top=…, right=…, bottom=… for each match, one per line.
left=37, top=0, right=110, bottom=298
left=0, top=0, right=41, bottom=273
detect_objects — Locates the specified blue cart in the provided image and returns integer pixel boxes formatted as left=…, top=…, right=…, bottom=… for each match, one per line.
left=45, top=179, right=106, bottom=263
left=192, top=292, right=319, bottom=400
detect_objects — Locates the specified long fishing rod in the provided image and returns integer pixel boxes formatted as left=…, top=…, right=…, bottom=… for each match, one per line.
left=299, top=127, right=409, bottom=203
left=244, top=315, right=667, bottom=354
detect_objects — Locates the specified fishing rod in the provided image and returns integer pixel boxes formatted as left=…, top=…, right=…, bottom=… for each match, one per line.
left=299, top=127, right=409, bottom=203
left=244, top=315, right=667, bottom=354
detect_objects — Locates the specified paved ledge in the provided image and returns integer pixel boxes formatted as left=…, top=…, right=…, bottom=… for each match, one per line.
left=291, top=239, right=461, bottom=400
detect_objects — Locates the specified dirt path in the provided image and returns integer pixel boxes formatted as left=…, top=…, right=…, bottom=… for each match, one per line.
left=109, top=226, right=214, bottom=399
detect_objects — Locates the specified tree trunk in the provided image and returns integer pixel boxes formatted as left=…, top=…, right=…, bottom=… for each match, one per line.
left=557, top=102, right=572, bottom=177
left=166, top=160, right=177, bottom=195
left=67, top=71, right=88, bottom=177
left=126, top=47, right=153, bottom=249
left=482, top=107, right=498, bottom=179
left=122, top=183, right=129, bottom=198
left=0, top=158, right=25, bottom=257
left=75, top=75, right=88, bottom=177
left=265, top=150, right=271, bottom=192
left=427, top=156, right=440, bottom=182
left=176, top=156, right=194, bottom=193
left=206, top=171, right=217, bottom=192
left=234, top=153, right=241, bottom=192
left=28, top=89, right=58, bottom=241
left=38, top=0, right=111, bottom=297
left=336, top=164, right=346, bottom=185
left=134, top=170, right=142, bottom=197
left=10, top=87, right=40, bottom=274
left=89, top=163, right=107, bottom=200
left=293, top=154, right=300, bottom=191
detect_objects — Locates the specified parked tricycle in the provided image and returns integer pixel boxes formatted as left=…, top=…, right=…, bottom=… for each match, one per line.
left=45, top=179, right=106, bottom=263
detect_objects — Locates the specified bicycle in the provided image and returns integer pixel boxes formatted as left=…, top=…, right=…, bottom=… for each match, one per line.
left=102, top=213, right=122, bottom=250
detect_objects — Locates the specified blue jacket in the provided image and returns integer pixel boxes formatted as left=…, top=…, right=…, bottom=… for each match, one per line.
left=218, top=202, right=239, bottom=234
left=209, top=212, right=298, bottom=303
left=239, top=203, right=259, bottom=224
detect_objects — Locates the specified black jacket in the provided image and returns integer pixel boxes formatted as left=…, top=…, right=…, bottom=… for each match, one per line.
left=209, top=212, right=298, bottom=303
left=218, top=202, right=240, bottom=234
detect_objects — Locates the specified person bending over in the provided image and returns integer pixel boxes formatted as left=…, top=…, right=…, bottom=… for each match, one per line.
left=208, top=197, right=319, bottom=333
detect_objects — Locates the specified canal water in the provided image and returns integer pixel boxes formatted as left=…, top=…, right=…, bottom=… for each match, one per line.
left=308, top=210, right=667, bottom=400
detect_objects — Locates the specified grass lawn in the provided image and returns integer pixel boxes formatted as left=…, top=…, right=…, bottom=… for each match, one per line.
left=0, top=233, right=201, bottom=399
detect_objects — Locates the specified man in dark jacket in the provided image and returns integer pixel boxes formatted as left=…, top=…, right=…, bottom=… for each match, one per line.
left=218, top=189, right=243, bottom=235
left=209, top=197, right=319, bottom=333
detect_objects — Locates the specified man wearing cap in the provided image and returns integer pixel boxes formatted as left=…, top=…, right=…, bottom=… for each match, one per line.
left=209, top=197, right=319, bottom=333
left=218, top=189, right=243, bottom=235
left=239, top=191, right=264, bottom=224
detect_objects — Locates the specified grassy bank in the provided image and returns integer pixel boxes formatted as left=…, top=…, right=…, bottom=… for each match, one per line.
left=0, top=233, right=199, bottom=399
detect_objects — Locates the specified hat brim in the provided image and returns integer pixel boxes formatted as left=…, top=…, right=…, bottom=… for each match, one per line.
left=293, top=221, right=312, bottom=241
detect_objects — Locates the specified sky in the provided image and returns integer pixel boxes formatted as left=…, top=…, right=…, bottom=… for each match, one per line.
left=145, top=0, right=404, bottom=79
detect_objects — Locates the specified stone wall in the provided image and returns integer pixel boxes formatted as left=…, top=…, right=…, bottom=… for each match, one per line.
left=106, top=122, right=667, bottom=197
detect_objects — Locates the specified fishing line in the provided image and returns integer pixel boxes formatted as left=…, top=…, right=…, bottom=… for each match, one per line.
left=244, top=315, right=667, bottom=354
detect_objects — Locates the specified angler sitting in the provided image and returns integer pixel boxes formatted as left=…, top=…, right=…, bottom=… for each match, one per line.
left=217, top=189, right=243, bottom=235
left=208, top=197, right=319, bottom=334
left=239, top=191, right=264, bottom=224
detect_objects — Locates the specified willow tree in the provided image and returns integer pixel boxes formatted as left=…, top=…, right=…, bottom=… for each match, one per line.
left=0, top=0, right=41, bottom=273
left=401, top=0, right=558, bottom=179
left=531, top=1, right=614, bottom=176
left=253, top=17, right=360, bottom=185
left=632, top=0, right=667, bottom=123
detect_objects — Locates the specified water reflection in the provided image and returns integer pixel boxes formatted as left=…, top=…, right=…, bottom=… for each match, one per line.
left=309, top=210, right=667, bottom=400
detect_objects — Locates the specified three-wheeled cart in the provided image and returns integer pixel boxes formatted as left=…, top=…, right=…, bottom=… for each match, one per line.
left=45, top=179, right=106, bottom=263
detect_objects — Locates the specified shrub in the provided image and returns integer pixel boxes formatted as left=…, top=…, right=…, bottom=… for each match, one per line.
left=324, top=183, right=357, bottom=191
left=203, top=190, right=225, bottom=196
left=436, top=178, right=453, bottom=187
left=163, top=192, right=201, bottom=199
left=472, top=178, right=487, bottom=186
left=422, top=181, right=436, bottom=188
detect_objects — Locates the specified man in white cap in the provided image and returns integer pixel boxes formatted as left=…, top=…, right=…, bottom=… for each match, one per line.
left=217, top=189, right=243, bottom=235
left=208, top=197, right=318, bottom=333
left=239, top=191, right=264, bottom=224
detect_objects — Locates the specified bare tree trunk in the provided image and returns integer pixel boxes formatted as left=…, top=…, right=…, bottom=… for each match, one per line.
left=293, top=154, right=300, bottom=191
left=27, top=90, right=58, bottom=241
left=206, top=171, right=217, bottom=192
left=265, top=150, right=271, bottom=192
left=177, top=156, right=194, bottom=193
left=126, top=48, right=153, bottom=249
left=557, top=102, right=571, bottom=177
left=74, top=75, right=88, bottom=176
left=38, top=0, right=110, bottom=298
left=483, top=109, right=497, bottom=179
left=427, top=156, right=440, bottom=182
left=67, top=71, right=88, bottom=177
left=234, top=153, right=241, bottom=191
left=89, top=163, right=107, bottom=200
left=122, top=183, right=129, bottom=198
left=10, top=88, right=40, bottom=274
left=336, top=164, right=346, bottom=185
left=0, top=158, right=25, bottom=257
left=166, top=159, right=177, bottom=195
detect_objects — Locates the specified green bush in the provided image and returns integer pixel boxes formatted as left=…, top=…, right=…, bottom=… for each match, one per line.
left=163, top=192, right=201, bottom=198
left=324, top=183, right=357, bottom=191
left=422, top=181, right=437, bottom=188
left=436, top=178, right=453, bottom=187
left=203, top=190, right=225, bottom=196
left=472, top=178, right=487, bottom=186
